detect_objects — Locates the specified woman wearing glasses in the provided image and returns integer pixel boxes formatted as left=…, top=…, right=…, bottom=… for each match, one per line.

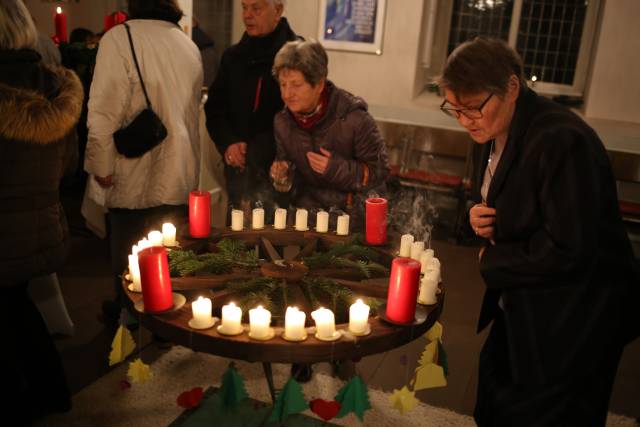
left=439, top=37, right=638, bottom=426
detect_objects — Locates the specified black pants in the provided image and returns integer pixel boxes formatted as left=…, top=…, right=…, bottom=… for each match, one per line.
left=474, top=313, right=622, bottom=427
left=108, top=205, right=187, bottom=302
left=1, top=283, right=71, bottom=424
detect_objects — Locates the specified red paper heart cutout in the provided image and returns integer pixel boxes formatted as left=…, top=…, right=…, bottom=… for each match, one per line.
left=310, top=398, right=341, bottom=421
left=177, top=387, right=204, bottom=409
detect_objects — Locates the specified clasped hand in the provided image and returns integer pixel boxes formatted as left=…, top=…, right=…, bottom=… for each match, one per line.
left=470, top=203, right=496, bottom=242
left=224, top=142, right=247, bottom=169
left=306, top=147, right=332, bottom=175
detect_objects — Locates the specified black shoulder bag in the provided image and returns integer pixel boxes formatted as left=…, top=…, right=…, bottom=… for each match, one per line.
left=113, top=23, right=168, bottom=158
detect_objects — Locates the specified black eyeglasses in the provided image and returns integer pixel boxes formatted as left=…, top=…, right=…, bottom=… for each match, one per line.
left=440, top=93, right=494, bottom=120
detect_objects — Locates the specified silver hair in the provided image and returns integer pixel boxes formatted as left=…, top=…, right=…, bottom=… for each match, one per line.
left=0, top=0, right=38, bottom=50
left=268, top=0, right=286, bottom=7
left=273, top=40, right=328, bottom=87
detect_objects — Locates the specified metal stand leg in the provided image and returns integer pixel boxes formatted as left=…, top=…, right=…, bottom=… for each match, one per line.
left=262, top=362, right=276, bottom=403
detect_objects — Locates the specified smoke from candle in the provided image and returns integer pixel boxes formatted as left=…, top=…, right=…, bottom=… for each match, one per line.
left=387, top=187, right=436, bottom=245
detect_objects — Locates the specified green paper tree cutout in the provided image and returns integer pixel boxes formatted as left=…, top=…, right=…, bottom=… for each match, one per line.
left=219, top=363, right=248, bottom=410
left=268, top=378, right=309, bottom=423
left=335, top=375, right=372, bottom=421
left=437, top=341, right=449, bottom=377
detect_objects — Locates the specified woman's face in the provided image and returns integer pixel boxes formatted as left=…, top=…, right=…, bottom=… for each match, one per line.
left=278, top=69, right=325, bottom=115
left=443, top=76, right=520, bottom=144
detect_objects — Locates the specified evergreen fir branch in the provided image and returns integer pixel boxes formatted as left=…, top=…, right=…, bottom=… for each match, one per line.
left=303, top=237, right=379, bottom=269
left=227, top=277, right=279, bottom=293
left=216, top=238, right=247, bottom=256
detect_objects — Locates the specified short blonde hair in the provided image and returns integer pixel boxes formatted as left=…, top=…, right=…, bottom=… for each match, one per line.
left=273, top=40, right=328, bottom=87
left=0, top=0, right=38, bottom=50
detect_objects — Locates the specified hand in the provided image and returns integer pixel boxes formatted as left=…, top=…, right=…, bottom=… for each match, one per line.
left=270, top=160, right=290, bottom=182
left=306, top=147, right=332, bottom=175
left=224, top=142, right=247, bottom=169
left=94, top=174, right=114, bottom=188
left=470, top=203, right=496, bottom=240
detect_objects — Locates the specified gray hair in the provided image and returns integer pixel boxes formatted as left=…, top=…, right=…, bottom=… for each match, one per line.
left=0, top=0, right=38, bottom=50
left=273, top=40, right=328, bottom=86
left=268, top=0, right=285, bottom=6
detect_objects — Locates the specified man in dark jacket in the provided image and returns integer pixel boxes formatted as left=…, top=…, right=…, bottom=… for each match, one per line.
left=205, top=0, right=298, bottom=220
left=0, top=0, right=82, bottom=420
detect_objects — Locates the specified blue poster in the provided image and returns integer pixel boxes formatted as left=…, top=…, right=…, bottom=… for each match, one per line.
left=324, top=0, right=378, bottom=43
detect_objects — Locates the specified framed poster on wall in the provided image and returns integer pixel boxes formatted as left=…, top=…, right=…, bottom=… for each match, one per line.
left=318, top=0, right=386, bottom=55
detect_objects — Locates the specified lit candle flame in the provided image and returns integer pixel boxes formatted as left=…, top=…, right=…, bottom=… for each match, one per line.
left=56, top=6, right=62, bottom=14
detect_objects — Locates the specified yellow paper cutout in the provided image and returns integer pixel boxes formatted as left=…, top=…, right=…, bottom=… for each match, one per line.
left=413, top=363, right=447, bottom=391
left=389, top=386, right=419, bottom=415
left=127, top=358, right=152, bottom=384
left=424, top=321, right=443, bottom=342
left=418, top=340, right=438, bottom=366
left=109, top=325, right=136, bottom=366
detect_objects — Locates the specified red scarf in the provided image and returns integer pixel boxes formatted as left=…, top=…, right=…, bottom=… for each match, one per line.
left=291, top=85, right=330, bottom=130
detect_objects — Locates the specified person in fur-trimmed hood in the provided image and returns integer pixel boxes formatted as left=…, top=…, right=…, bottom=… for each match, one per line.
left=0, top=0, right=82, bottom=421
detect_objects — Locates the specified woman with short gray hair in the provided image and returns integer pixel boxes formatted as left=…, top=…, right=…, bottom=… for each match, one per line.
left=441, top=37, right=638, bottom=426
left=270, top=40, right=389, bottom=230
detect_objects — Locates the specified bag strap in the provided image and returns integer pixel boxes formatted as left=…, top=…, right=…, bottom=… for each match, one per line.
left=123, top=23, right=152, bottom=109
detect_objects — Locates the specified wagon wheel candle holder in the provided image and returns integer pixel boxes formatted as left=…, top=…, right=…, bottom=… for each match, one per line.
left=122, top=224, right=444, bottom=403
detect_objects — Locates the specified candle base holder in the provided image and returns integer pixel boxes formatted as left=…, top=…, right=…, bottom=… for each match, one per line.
left=134, top=292, right=186, bottom=314
left=294, top=227, right=309, bottom=232
left=348, top=324, right=371, bottom=337
left=248, top=327, right=275, bottom=341
left=251, top=226, right=265, bottom=231
left=282, top=331, right=308, bottom=342
left=216, top=325, right=244, bottom=336
left=127, top=283, right=142, bottom=293
left=378, top=303, right=428, bottom=326
left=164, top=241, right=180, bottom=248
left=315, top=330, right=342, bottom=342
left=188, top=317, right=217, bottom=330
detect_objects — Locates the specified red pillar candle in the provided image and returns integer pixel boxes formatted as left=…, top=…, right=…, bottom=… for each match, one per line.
left=104, top=14, right=115, bottom=32
left=189, top=190, right=211, bottom=238
left=138, top=246, right=173, bottom=313
left=54, top=7, right=68, bottom=43
left=386, top=257, right=421, bottom=323
left=365, top=197, right=388, bottom=245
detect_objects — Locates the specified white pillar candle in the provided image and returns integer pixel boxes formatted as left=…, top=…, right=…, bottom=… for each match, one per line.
left=420, top=249, right=434, bottom=273
left=131, top=244, right=139, bottom=256
left=430, top=257, right=442, bottom=283
left=249, top=305, right=271, bottom=339
left=295, top=208, right=308, bottom=231
left=162, top=223, right=176, bottom=246
left=128, top=254, right=141, bottom=292
left=316, top=211, right=329, bottom=233
left=221, top=302, right=243, bottom=334
left=418, top=272, right=439, bottom=304
left=399, top=234, right=414, bottom=257
left=252, top=208, right=265, bottom=229
left=284, top=306, right=306, bottom=340
left=137, top=238, right=152, bottom=252
left=148, top=230, right=163, bottom=247
left=274, top=208, right=287, bottom=230
left=191, top=296, right=213, bottom=328
left=231, top=209, right=244, bottom=231
left=410, top=241, right=425, bottom=260
left=336, top=214, right=350, bottom=235
left=311, top=307, right=336, bottom=339
left=349, top=299, right=370, bottom=334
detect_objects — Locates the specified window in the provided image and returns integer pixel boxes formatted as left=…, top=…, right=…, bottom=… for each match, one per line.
left=421, top=0, right=601, bottom=97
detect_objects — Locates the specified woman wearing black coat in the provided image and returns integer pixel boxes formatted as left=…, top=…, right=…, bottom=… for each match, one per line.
left=439, top=37, right=638, bottom=426
left=0, top=0, right=82, bottom=420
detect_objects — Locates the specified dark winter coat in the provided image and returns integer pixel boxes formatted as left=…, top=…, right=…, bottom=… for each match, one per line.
left=472, top=87, right=639, bottom=384
left=274, top=82, right=389, bottom=228
left=0, top=49, right=82, bottom=287
left=205, top=18, right=298, bottom=196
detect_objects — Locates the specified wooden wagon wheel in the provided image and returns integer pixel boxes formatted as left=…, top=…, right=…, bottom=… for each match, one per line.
left=123, top=226, right=443, bottom=402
